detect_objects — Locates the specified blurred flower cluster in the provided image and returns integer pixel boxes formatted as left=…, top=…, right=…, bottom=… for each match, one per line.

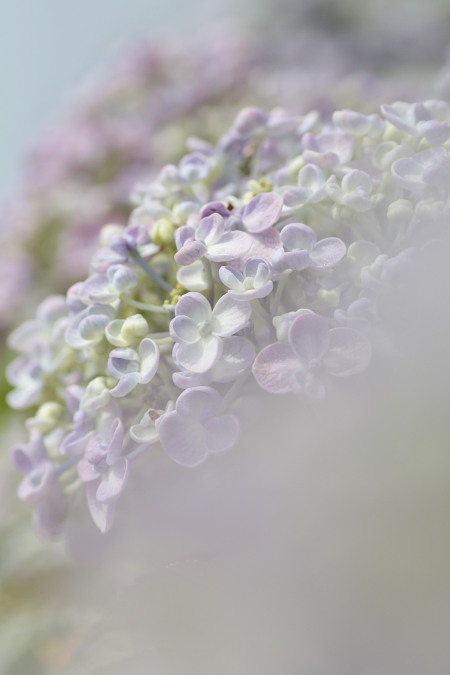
left=3, top=13, right=450, bottom=338
left=7, top=98, right=450, bottom=539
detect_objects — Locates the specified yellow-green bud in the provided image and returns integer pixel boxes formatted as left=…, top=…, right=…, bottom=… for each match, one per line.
left=152, top=218, right=175, bottom=246
left=121, top=315, right=149, bottom=344
left=387, top=199, right=413, bottom=227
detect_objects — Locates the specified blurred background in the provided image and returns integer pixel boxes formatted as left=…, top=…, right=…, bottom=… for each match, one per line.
left=2, top=0, right=450, bottom=673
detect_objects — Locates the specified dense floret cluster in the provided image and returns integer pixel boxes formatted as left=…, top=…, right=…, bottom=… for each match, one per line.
left=7, top=99, right=450, bottom=536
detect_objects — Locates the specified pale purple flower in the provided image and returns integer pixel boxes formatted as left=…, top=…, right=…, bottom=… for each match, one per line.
left=175, top=213, right=251, bottom=265
left=282, top=164, right=330, bottom=208
left=65, top=303, right=116, bottom=349
left=80, top=264, right=139, bottom=304
left=392, top=147, right=450, bottom=191
left=13, top=433, right=67, bottom=538
left=170, top=292, right=251, bottom=373
left=219, top=259, right=273, bottom=300
left=302, top=130, right=354, bottom=169
left=381, top=100, right=450, bottom=143
left=227, top=192, right=283, bottom=267
left=108, top=337, right=160, bottom=397
left=78, top=417, right=128, bottom=533
left=158, top=386, right=239, bottom=467
left=172, top=336, right=256, bottom=388
left=252, top=312, right=372, bottom=398
left=326, top=170, right=378, bottom=212
left=332, top=110, right=385, bottom=138
left=130, top=401, right=174, bottom=444
left=273, top=223, right=346, bottom=273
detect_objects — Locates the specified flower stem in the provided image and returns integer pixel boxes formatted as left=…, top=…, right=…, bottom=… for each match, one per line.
left=129, top=247, right=174, bottom=293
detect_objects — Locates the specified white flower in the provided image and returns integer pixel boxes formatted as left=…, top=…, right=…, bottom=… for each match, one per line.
left=170, top=292, right=252, bottom=373
left=108, top=337, right=160, bottom=397
left=219, top=259, right=273, bottom=300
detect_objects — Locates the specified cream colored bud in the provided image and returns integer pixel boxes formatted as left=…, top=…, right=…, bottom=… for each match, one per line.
left=121, top=315, right=149, bottom=343
left=387, top=199, right=413, bottom=227
left=318, top=289, right=340, bottom=308
left=153, top=218, right=175, bottom=246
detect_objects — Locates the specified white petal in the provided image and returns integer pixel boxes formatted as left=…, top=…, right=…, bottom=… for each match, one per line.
left=96, top=458, right=128, bottom=504
left=177, top=260, right=209, bottom=291
left=175, top=292, right=211, bottom=322
left=309, top=238, right=346, bottom=270
left=175, top=335, right=222, bottom=373
left=211, top=337, right=256, bottom=382
left=219, top=266, right=245, bottom=292
left=281, top=223, right=316, bottom=251
left=170, top=316, right=199, bottom=344
left=207, top=231, right=251, bottom=262
left=211, top=294, right=252, bottom=337
left=139, top=338, right=160, bottom=382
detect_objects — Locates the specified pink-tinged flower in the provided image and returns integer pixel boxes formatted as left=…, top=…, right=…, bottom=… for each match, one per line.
left=158, top=387, right=239, bottom=467
left=228, top=192, right=284, bottom=267
left=108, top=337, right=159, bottom=397
left=170, top=292, right=251, bottom=373
left=273, top=223, right=346, bottom=273
left=78, top=417, right=128, bottom=533
left=175, top=213, right=251, bottom=265
left=252, top=312, right=371, bottom=398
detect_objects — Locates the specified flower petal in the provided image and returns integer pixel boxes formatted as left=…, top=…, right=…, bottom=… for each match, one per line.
left=175, top=386, right=221, bottom=420
left=96, top=458, right=128, bottom=504
left=309, top=237, right=346, bottom=270
left=281, top=223, right=316, bottom=251
left=207, top=231, right=251, bottom=262
left=289, top=313, right=330, bottom=364
left=242, top=192, right=283, bottom=233
left=323, top=328, right=372, bottom=376
left=252, top=342, right=299, bottom=394
left=204, top=414, right=240, bottom=453
left=175, top=292, right=211, bottom=323
left=170, top=316, right=199, bottom=344
left=211, top=294, right=251, bottom=337
left=175, top=335, right=222, bottom=373
left=158, top=413, right=208, bottom=467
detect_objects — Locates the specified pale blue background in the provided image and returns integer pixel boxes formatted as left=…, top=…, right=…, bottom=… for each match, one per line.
left=0, top=0, right=228, bottom=197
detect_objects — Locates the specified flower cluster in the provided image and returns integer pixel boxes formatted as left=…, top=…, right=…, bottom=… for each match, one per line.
left=3, top=21, right=446, bottom=336
left=7, top=98, right=450, bottom=536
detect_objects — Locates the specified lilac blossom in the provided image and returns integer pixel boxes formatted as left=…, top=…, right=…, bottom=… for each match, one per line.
left=273, top=223, right=346, bottom=273
left=78, top=417, right=128, bottom=533
left=7, top=96, right=450, bottom=539
left=170, top=293, right=251, bottom=372
left=252, top=313, right=372, bottom=398
left=158, top=387, right=239, bottom=467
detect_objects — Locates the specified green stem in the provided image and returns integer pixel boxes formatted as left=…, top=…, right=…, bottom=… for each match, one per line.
left=129, top=247, right=174, bottom=293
